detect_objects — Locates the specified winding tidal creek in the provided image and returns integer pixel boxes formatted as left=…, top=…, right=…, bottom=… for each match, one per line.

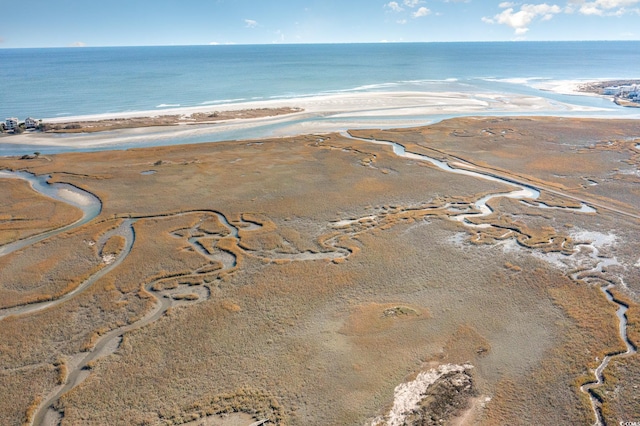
left=0, top=130, right=635, bottom=426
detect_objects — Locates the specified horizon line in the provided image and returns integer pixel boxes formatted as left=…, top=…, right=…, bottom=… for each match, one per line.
left=1, top=39, right=640, bottom=50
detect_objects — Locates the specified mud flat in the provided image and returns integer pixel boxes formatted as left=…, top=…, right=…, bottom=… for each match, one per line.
left=0, top=117, right=639, bottom=425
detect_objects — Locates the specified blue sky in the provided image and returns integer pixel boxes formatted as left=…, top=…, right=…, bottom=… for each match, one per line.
left=1, top=0, right=638, bottom=47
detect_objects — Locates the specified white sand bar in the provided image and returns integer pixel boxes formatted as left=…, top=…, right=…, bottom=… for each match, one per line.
left=4, top=91, right=611, bottom=149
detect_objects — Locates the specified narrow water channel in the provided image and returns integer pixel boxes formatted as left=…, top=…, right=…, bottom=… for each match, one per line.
left=0, top=170, right=102, bottom=257
left=1, top=134, right=634, bottom=426
left=342, top=131, right=634, bottom=426
left=342, top=132, right=542, bottom=225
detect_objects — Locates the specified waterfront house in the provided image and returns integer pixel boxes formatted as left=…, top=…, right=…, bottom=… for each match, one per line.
left=5, top=117, right=19, bottom=131
left=620, top=85, right=633, bottom=95
left=25, top=117, right=39, bottom=129
left=603, top=86, right=621, bottom=96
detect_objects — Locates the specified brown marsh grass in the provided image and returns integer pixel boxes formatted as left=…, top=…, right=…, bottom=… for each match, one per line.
left=0, top=118, right=638, bottom=425
left=0, top=220, right=116, bottom=309
left=0, top=178, right=82, bottom=245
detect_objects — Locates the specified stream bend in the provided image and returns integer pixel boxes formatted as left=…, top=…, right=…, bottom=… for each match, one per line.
left=0, top=170, right=102, bottom=257
left=0, top=134, right=635, bottom=426
left=341, top=131, right=635, bottom=426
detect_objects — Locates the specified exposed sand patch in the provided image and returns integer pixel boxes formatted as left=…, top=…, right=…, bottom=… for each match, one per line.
left=57, top=187, right=94, bottom=206
left=371, top=364, right=475, bottom=426
left=449, top=396, right=492, bottom=426
left=533, top=79, right=600, bottom=96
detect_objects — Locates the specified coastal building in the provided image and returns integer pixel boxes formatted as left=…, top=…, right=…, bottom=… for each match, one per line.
left=603, top=85, right=640, bottom=102
left=603, top=86, right=621, bottom=95
left=25, top=117, right=39, bottom=129
left=621, top=85, right=635, bottom=95
left=5, top=117, right=18, bottom=131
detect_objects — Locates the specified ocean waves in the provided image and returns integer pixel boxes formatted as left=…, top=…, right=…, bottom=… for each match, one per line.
left=2, top=42, right=640, bottom=120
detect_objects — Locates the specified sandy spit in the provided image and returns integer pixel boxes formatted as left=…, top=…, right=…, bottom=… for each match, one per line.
left=3, top=91, right=610, bottom=149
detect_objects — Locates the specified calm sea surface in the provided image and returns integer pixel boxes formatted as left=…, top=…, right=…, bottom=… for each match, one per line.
left=2, top=41, right=640, bottom=119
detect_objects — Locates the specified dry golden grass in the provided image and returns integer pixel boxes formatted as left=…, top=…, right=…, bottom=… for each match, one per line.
left=350, top=117, right=640, bottom=213
left=220, top=300, right=242, bottom=313
left=0, top=365, right=57, bottom=426
left=160, top=387, right=288, bottom=425
left=482, top=269, right=626, bottom=425
left=199, top=215, right=231, bottom=236
left=102, top=234, right=126, bottom=257
left=548, top=283, right=627, bottom=377
left=53, top=356, right=68, bottom=385
left=339, top=302, right=427, bottom=336
left=0, top=118, right=638, bottom=425
left=594, top=290, right=640, bottom=425
left=171, top=293, right=200, bottom=301
left=504, top=262, right=523, bottom=272
left=0, top=220, right=117, bottom=309
left=439, top=324, right=492, bottom=364
left=599, top=356, right=640, bottom=424
left=0, top=178, right=82, bottom=245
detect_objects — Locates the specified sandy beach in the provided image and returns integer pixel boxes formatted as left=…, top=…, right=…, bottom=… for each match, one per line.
left=532, top=79, right=599, bottom=96
left=1, top=90, right=616, bottom=151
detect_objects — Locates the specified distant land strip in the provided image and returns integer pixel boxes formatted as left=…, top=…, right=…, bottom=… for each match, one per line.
left=38, top=107, right=304, bottom=133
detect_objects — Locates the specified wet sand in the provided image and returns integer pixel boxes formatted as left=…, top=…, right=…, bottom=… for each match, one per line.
left=2, top=90, right=611, bottom=150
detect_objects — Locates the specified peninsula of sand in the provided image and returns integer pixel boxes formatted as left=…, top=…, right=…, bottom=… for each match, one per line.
left=2, top=85, right=622, bottom=154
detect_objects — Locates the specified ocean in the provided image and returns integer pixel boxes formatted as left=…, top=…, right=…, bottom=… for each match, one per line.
left=0, top=42, right=639, bottom=155
left=2, top=41, right=640, bottom=119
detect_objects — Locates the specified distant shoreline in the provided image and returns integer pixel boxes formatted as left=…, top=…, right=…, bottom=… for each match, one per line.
left=576, top=79, right=640, bottom=94
left=37, top=107, right=303, bottom=133
left=2, top=86, right=637, bottom=157
left=577, top=79, right=640, bottom=108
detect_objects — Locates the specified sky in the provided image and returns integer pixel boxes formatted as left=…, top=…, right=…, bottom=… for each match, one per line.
left=0, top=0, right=639, bottom=48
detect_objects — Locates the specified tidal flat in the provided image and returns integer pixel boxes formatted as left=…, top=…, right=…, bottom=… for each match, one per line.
left=0, top=117, right=639, bottom=426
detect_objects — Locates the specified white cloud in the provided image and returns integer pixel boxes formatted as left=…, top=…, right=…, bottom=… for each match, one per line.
left=244, top=19, right=258, bottom=28
left=70, top=41, right=86, bottom=47
left=388, top=0, right=430, bottom=20
left=567, top=0, right=640, bottom=15
left=499, top=1, right=515, bottom=7
left=483, top=3, right=561, bottom=34
left=413, top=6, right=432, bottom=17
left=386, top=1, right=404, bottom=11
